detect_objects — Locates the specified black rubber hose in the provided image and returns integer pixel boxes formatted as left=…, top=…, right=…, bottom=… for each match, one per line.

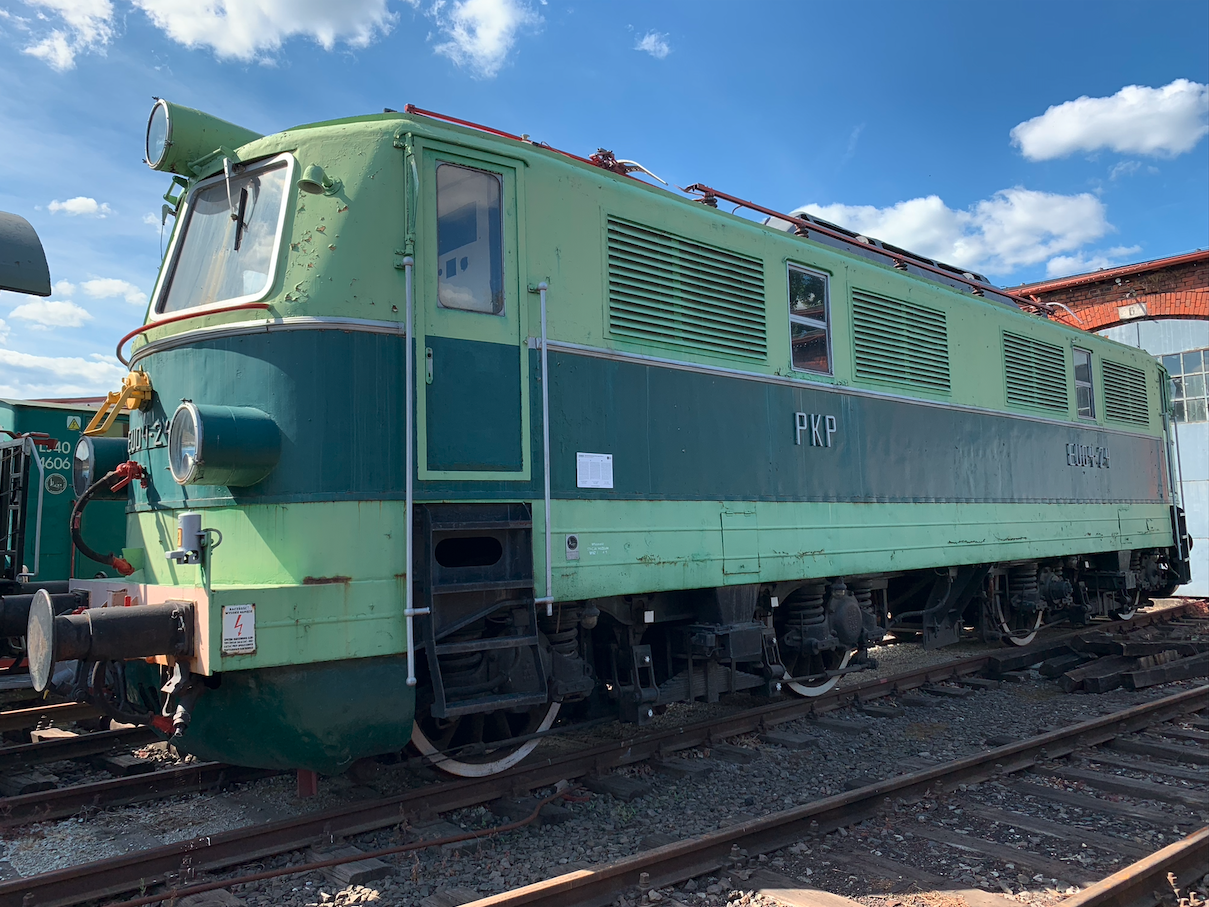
left=70, top=469, right=134, bottom=576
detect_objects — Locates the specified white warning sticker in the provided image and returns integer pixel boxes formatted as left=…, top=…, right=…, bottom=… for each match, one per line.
left=221, top=604, right=256, bottom=654
left=576, top=452, right=613, bottom=489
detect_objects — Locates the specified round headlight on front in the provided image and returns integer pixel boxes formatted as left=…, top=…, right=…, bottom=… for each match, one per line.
left=168, top=401, right=202, bottom=484
left=73, top=436, right=132, bottom=499
left=168, top=402, right=280, bottom=487
left=146, top=99, right=171, bottom=170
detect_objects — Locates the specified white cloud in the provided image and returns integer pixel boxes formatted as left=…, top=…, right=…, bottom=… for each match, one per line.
left=9, top=299, right=94, bottom=329
left=1044, top=246, right=1142, bottom=279
left=0, top=349, right=126, bottom=399
left=52, top=279, right=77, bottom=296
left=132, top=0, right=396, bottom=61
left=0, top=318, right=9, bottom=345
left=794, top=186, right=1111, bottom=276
left=1109, top=160, right=1142, bottom=180
left=21, top=0, right=114, bottom=71
left=143, top=212, right=161, bottom=226
left=430, top=0, right=541, bottom=78
left=81, top=277, right=145, bottom=304
left=1011, top=79, right=1209, bottom=161
left=635, top=31, right=670, bottom=59
left=47, top=196, right=111, bottom=217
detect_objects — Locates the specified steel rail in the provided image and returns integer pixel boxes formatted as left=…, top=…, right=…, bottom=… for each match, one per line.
left=1059, top=825, right=1209, bottom=907
left=0, top=702, right=99, bottom=734
left=0, top=726, right=158, bottom=771
left=463, top=685, right=1209, bottom=907
left=0, top=603, right=1195, bottom=907
left=0, top=762, right=272, bottom=827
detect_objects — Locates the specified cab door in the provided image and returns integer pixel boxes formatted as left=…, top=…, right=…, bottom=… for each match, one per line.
left=417, top=147, right=529, bottom=481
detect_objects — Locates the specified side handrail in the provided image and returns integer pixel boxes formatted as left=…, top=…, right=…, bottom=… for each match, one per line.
left=534, top=282, right=554, bottom=617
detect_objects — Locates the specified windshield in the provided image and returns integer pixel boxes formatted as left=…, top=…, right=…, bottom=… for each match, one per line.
left=156, top=159, right=289, bottom=314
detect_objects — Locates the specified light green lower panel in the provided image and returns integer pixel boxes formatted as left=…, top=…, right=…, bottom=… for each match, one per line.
left=207, top=581, right=405, bottom=672
left=128, top=501, right=408, bottom=587
left=127, top=504, right=408, bottom=672
left=545, top=499, right=1176, bottom=601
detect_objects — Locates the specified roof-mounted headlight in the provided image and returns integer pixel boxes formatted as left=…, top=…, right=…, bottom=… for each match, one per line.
left=168, top=402, right=281, bottom=487
left=146, top=99, right=171, bottom=170
left=144, top=98, right=263, bottom=175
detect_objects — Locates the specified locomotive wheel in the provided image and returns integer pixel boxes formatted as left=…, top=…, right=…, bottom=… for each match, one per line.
left=992, top=600, right=1044, bottom=647
left=783, top=648, right=852, bottom=697
left=1113, top=588, right=1143, bottom=621
left=410, top=701, right=560, bottom=777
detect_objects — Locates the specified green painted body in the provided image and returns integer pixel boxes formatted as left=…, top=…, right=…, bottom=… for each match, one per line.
left=0, top=399, right=127, bottom=582
left=105, top=110, right=1177, bottom=771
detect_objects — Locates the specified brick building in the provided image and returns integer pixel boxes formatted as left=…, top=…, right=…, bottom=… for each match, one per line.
left=1015, top=250, right=1209, bottom=596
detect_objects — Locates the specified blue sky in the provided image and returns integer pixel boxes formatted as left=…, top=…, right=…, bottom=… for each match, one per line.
left=1, top=0, right=1206, bottom=398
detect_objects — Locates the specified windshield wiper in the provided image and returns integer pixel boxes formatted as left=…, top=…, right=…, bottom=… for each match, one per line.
left=222, top=158, right=249, bottom=252
left=233, top=186, right=249, bottom=251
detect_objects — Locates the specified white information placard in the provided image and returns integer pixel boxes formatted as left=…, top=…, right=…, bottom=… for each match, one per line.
left=221, top=603, right=256, bottom=654
left=576, top=452, right=614, bottom=489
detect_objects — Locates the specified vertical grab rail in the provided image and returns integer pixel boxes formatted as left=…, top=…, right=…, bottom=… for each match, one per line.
left=402, top=256, right=428, bottom=686
left=400, top=134, right=427, bottom=688
left=534, top=282, right=554, bottom=617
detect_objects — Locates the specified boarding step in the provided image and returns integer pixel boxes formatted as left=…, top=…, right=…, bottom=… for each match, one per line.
left=430, top=519, right=533, bottom=532
left=430, top=579, right=534, bottom=595
left=434, top=633, right=540, bottom=656
left=441, top=690, right=549, bottom=718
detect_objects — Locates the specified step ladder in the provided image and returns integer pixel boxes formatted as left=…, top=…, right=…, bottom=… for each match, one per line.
left=414, top=503, right=549, bottom=720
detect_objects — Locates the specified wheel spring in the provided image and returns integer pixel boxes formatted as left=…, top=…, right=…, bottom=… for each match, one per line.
left=784, top=582, right=827, bottom=630
left=438, top=623, right=487, bottom=692
left=1008, top=563, right=1039, bottom=598
left=539, top=605, right=581, bottom=657
left=849, top=580, right=874, bottom=610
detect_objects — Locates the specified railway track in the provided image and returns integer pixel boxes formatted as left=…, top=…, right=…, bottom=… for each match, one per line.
left=0, top=603, right=1201, bottom=907
left=456, top=685, right=1206, bottom=907
left=56, top=683, right=1209, bottom=907
left=0, top=606, right=1185, bottom=829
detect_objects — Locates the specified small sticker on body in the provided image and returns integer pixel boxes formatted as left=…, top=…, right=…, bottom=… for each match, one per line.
left=576, top=452, right=613, bottom=489
left=222, top=603, right=256, bottom=654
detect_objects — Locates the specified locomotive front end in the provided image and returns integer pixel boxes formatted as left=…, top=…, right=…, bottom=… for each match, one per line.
left=30, top=102, right=420, bottom=773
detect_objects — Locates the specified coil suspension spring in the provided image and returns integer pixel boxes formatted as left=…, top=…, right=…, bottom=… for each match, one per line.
left=539, top=604, right=581, bottom=658
left=783, top=582, right=827, bottom=632
left=849, top=579, right=873, bottom=611
left=1008, top=563, right=1039, bottom=605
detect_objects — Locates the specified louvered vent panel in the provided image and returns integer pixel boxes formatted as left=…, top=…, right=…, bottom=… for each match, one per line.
left=1102, top=360, right=1150, bottom=425
left=851, top=290, right=950, bottom=393
left=607, top=218, right=766, bottom=360
left=1003, top=332, right=1068, bottom=412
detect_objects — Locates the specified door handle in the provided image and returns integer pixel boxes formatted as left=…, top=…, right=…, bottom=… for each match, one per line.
left=425, top=347, right=433, bottom=384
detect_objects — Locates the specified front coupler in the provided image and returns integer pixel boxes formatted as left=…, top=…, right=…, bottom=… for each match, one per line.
left=27, top=589, right=194, bottom=693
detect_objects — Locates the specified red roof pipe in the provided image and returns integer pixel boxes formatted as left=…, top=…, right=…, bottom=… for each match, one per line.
left=402, top=105, right=600, bottom=168
left=682, top=184, right=1046, bottom=313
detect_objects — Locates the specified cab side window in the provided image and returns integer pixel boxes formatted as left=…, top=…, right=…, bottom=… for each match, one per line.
left=788, top=266, right=831, bottom=374
left=436, top=163, right=504, bottom=315
left=1074, top=347, right=1095, bottom=418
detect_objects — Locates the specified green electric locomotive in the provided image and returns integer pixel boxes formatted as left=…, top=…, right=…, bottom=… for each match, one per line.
left=27, top=100, right=1191, bottom=776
